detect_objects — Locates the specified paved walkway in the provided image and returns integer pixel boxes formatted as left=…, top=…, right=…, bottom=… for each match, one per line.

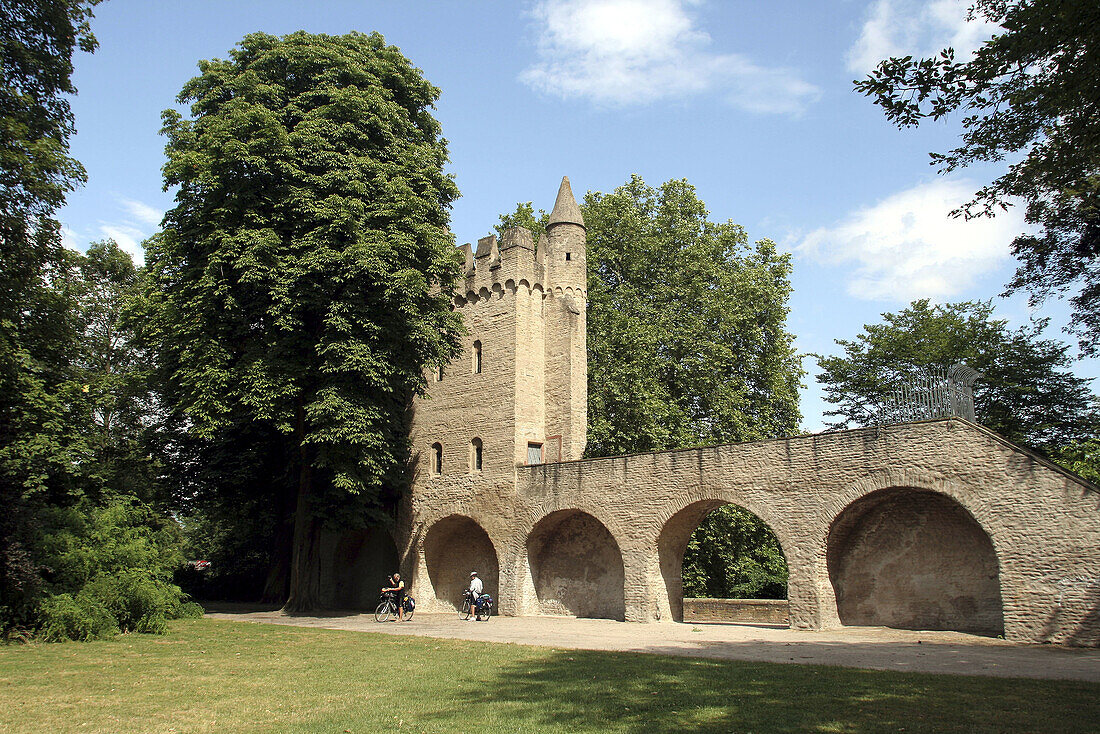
left=203, top=606, right=1100, bottom=683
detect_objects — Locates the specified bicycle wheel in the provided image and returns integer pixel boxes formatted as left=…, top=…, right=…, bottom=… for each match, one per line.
left=403, top=601, right=415, bottom=621
left=479, top=602, right=492, bottom=620
left=375, top=600, right=393, bottom=623
left=460, top=599, right=471, bottom=620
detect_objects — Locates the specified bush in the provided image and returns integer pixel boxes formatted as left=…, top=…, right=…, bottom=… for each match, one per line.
left=38, top=593, right=118, bottom=642
left=27, top=497, right=201, bottom=642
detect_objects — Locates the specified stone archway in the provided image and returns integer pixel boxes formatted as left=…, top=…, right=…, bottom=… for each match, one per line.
left=319, top=526, right=399, bottom=609
left=827, top=486, right=1004, bottom=636
left=424, top=515, right=499, bottom=610
left=657, top=500, right=788, bottom=623
left=527, top=509, right=625, bottom=620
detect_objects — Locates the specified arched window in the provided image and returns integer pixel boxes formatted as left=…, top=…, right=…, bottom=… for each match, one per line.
left=473, top=340, right=482, bottom=374
left=435, top=365, right=444, bottom=382
left=431, top=443, right=443, bottom=475
left=471, top=438, right=483, bottom=472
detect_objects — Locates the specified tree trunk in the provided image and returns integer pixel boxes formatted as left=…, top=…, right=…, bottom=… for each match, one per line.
left=283, top=401, right=322, bottom=613
left=260, top=478, right=297, bottom=604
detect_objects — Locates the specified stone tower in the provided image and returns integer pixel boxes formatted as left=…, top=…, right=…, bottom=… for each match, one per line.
left=402, top=176, right=588, bottom=612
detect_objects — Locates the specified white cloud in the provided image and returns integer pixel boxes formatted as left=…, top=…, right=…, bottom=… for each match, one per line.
left=521, top=0, right=820, bottom=113
left=119, top=197, right=164, bottom=228
left=798, top=179, right=1024, bottom=302
left=99, top=223, right=148, bottom=266
left=847, top=0, right=999, bottom=75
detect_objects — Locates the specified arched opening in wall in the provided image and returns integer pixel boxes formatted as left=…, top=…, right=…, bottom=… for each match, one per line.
left=658, top=501, right=788, bottom=624
left=472, top=340, right=482, bottom=374
left=424, top=515, right=499, bottom=611
left=827, top=487, right=1004, bottom=637
left=470, top=438, right=483, bottom=472
left=318, top=526, right=399, bottom=610
left=526, top=510, right=625, bottom=620
left=431, top=443, right=442, bottom=475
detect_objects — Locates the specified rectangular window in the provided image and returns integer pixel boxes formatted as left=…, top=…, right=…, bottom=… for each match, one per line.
left=527, top=442, right=543, bottom=465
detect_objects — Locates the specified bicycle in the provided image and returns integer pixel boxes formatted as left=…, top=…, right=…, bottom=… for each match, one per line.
left=460, top=589, right=493, bottom=621
left=375, top=591, right=415, bottom=622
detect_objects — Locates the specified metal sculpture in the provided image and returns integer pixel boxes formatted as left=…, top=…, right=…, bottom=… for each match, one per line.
left=877, top=363, right=981, bottom=425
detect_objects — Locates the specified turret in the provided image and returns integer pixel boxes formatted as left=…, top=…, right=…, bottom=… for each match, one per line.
left=544, top=176, right=586, bottom=292
left=542, top=176, right=588, bottom=460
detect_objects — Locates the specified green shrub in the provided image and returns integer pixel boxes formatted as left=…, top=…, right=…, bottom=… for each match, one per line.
left=28, top=497, right=200, bottom=642
left=38, top=593, right=119, bottom=642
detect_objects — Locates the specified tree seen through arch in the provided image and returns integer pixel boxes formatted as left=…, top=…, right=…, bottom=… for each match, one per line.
left=681, top=505, right=787, bottom=600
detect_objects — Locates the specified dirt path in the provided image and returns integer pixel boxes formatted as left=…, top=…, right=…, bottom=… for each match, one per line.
left=203, top=606, right=1100, bottom=683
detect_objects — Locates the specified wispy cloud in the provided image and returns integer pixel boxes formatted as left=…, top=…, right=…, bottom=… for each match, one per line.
left=848, top=0, right=999, bottom=75
left=797, top=179, right=1023, bottom=302
left=119, top=197, right=164, bottom=228
left=521, top=0, right=820, bottom=113
left=99, top=223, right=149, bottom=265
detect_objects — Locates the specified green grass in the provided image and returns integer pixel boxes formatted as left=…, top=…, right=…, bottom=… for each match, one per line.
left=0, top=619, right=1096, bottom=733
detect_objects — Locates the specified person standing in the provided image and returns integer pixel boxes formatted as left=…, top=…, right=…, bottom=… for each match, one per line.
left=382, top=573, right=406, bottom=622
left=468, top=571, right=484, bottom=620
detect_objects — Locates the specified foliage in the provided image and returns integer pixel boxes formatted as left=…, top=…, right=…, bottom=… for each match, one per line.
left=855, top=0, right=1100, bottom=354
left=682, top=506, right=787, bottom=599
left=142, top=31, right=463, bottom=610
left=35, top=497, right=200, bottom=642
left=2, top=620, right=1098, bottom=733
left=580, top=175, right=802, bottom=457
left=0, top=0, right=103, bottom=635
left=816, top=299, right=1099, bottom=455
left=496, top=201, right=548, bottom=245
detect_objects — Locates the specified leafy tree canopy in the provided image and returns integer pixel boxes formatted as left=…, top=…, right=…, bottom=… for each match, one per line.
left=855, top=0, right=1100, bottom=354
left=142, top=31, right=463, bottom=610
left=582, top=175, right=802, bottom=456
left=816, top=299, right=1099, bottom=456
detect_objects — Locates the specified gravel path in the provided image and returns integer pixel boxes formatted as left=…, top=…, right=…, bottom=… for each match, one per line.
left=203, top=606, right=1100, bottom=682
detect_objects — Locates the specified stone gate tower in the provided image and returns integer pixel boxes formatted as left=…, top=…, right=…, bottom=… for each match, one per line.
left=402, top=176, right=589, bottom=613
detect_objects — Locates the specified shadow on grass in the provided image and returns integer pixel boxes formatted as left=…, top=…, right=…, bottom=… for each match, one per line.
left=447, top=647, right=1099, bottom=733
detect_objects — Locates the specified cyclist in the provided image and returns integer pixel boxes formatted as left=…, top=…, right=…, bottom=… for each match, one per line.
left=467, top=571, right=484, bottom=620
left=382, top=572, right=406, bottom=622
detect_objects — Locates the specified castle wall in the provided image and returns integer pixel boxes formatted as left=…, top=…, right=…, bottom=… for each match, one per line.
left=383, top=178, right=1100, bottom=644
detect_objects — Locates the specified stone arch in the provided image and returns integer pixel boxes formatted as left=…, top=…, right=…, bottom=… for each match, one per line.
left=657, top=499, right=789, bottom=623
left=319, top=526, right=399, bottom=610
left=423, top=515, right=499, bottom=611
left=526, top=509, right=626, bottom=620
left=827, top=486, right=1004, bottom=636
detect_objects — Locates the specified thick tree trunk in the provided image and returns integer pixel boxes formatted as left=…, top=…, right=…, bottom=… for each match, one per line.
left=261, top=474, right=297, bottom=604
left=283, top=461, right=323, bottom=613
left=283, top=401, right=323, bottom=613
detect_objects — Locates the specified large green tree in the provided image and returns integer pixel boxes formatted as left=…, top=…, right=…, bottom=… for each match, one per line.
left=856, top=0, right=1100, bottom=354
left=143, top=32, right=464, bottom=611
left=0, top=0, right=102, bottom=634
left=817, top=299, right=1099, bottom=456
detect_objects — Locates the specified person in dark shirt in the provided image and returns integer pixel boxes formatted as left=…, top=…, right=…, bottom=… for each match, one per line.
left=382, top=573, right=406, bottom=621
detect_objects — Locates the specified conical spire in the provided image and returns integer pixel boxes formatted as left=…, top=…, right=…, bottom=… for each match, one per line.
left=547, top=176, right=585, bottom=229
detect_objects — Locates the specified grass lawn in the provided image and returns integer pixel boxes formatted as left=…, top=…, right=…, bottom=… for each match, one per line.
left=0, top=619, right=1097, bottom=733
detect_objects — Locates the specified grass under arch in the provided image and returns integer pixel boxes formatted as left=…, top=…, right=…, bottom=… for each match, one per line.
left=0, top=618, right=1097, bottom=733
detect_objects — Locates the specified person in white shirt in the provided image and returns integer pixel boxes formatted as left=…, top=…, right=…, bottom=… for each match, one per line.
left=468, top=571, right=484, bottom=620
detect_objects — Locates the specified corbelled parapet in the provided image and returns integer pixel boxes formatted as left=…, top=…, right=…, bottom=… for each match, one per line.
left=500, top=227, right=535, bottom=251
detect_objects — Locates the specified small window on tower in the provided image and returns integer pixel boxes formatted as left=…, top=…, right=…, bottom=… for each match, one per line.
left=565, top=252, right=572, bottom=261
left=473, top=340, right=482, bottom=374
left=471, top=437, right=483, bottom=472
left=527, top=442, right=543, bottom=466
left=435, top=365, right=444, bottom=382
left=431, top=443, right=443, bottom=475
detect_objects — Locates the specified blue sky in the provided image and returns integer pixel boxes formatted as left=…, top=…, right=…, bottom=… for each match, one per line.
left=57, top=0, right=1098, bottom=431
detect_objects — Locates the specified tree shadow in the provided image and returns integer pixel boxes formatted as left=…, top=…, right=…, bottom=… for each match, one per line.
left=433, top=647, right=1098, bottom=733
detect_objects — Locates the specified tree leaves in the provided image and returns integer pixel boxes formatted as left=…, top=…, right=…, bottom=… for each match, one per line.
left=855, top=0, right=1100, bottom=354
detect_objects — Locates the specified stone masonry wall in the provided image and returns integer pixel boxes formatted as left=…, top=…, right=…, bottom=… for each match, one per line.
left=393, top=179, right=1100, bottom=644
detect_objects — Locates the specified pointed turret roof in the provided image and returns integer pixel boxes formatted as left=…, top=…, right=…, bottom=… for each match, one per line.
left=547, top=176, right=585, bottom=229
